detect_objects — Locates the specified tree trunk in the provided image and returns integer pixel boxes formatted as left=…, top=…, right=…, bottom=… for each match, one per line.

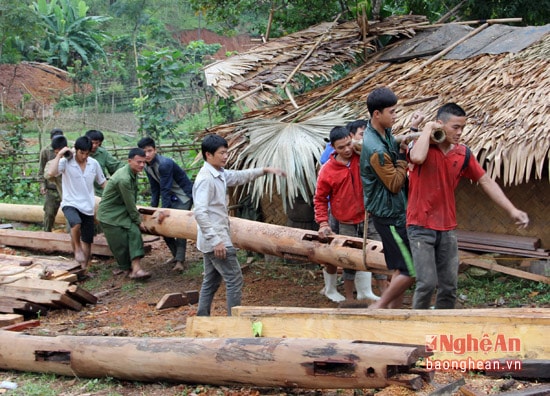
left=0, top=204, right=389, bottom=273
left=0, top=331, right=429, bottom=389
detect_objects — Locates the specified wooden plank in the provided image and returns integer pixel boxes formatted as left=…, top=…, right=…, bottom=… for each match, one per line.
left=456, top=230, right=541, bottom=250
left=0, top=229, right=157, bottom=256
left=458, top=242, right=550, bottom=258
left=461, top=257, right=550, bottom=284
left=0, top=297, right=49, bottom=316
left=156, top=293, right=187, bottom=309
left=67, top=285, right=98, bottom=305
left=0, top=254, right=81, bottom=276
left=498, top=384, right=550, bottom=395
left=0, top=283, right=78, bottom=307
left=9, top=278, right=72, bottom=294
left=485, top=359, right=550, bottom=379
left=186, top=307, right=550, bottom=361
left=1, top=319, right=41, bottom=332
left=0, top=313, right=24, bottom=327
left=0, top=229, right=113, bottom=256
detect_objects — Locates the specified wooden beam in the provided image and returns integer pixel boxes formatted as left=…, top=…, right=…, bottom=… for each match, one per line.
left=0, top=313, right=24, bottom=327
left=0, top=229, right=158, bottom=256
left=485, top=359, right=550, bottom=380
left=1, top=319, right=41, bottom=332
left=186, top=307, right=550, bottom=361
left=461, top=256, right=550, bottom=284
left=456, top=230, right=541, bottom=250
left=0, top=331, right=431, bottom=389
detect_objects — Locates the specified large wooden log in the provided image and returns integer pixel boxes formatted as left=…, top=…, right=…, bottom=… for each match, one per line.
left=0, top=331, right=431, bottom=389
left=0, top=203, right=388, bottom=272
left=0, top=203, right=66, bottom=225
left=138, top=207, right=388, bottom=272
left=187, top=306, right=550, bottom=361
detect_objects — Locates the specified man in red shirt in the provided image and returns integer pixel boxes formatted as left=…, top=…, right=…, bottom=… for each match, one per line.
left=407, top=103, right=529, bottom=309
left=314, top=126, right=379, bottom=302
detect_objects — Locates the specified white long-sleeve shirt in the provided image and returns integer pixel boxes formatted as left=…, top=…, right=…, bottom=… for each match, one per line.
left=192, top=162, right=264, bottom=253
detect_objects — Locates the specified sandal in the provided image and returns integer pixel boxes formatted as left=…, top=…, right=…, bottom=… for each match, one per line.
left=128, top=269, right=152, bottom=280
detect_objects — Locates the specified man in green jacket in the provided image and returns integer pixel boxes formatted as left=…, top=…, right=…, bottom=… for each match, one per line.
left=97, top=148, right=151, bottom=280
left=38, top=128, right=64, bottom=231
left=85, top=129, right=123, bottom=197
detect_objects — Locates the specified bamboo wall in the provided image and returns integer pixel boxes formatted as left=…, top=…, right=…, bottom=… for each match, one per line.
left=456, top=178, right=549, bottom=249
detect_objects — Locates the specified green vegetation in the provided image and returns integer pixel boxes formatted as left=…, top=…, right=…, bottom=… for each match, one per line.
left=458, top=269, right=550, bottom=308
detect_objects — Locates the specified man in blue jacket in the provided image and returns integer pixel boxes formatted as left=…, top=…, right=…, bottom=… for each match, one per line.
left=138, top=137, right=193, bottom=271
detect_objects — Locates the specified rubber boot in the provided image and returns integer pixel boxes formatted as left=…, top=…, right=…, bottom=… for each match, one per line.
left=355, top=271, right=380, bottom=301
left=321, top=269, right=345, bottom=302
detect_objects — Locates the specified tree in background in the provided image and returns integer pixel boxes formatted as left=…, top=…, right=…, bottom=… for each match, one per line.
left=0, top=0, right=40, bottom=63
left=30, top=0, right=111, bottom=69
left=134, top=48, right=187, bottom=142
left=190, top=0, right=548, bottom=35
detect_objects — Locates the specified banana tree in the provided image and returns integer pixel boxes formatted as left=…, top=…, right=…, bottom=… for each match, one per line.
left=31, top=0, right=110, bottom=69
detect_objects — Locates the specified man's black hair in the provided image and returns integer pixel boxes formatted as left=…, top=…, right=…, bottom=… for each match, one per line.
left=74, top=136, right=92, bottom=152
left=366, top=87, right=398, bottom=116
left=128, top=147, right=145, bottom=159
left=437, top=103, right=466, bottom=121
left=137, top=136, right=156, bottom=149
left=51, top=135, right=68, bottom=151
left=346, top=119, right=367, bottom=136
left=201, top=134, right=228, bottom=160
left=85, top=129, right=104, bottom=142
left=329, top=126, right=350, bottom=145
left=50, top=128, right=63, bottom=139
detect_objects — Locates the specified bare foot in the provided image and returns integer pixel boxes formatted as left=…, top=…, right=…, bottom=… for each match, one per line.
left=128, top=269, right=151, bottom=280
left=171, top=261, right=185, bottom=271
left=163, top=257, right=176, bottom=265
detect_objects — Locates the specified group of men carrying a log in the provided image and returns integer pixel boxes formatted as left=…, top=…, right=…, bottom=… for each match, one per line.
left=39, top=85, right=529, bottom=316
left=313, top=86, right=528, bottom=310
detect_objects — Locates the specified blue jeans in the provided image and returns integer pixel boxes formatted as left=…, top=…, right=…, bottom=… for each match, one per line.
left=407, top=225, right=459, bottom=309
left=197, top=246, right=243, bottom=316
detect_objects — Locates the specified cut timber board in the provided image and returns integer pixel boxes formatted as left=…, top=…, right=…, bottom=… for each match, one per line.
left=0, top=254, right=81, bottom=284
left=460, top=253, right=550, bottom=284
left=0, top=229, right=158, bottom=256
left=186, top=307, right=550, bottom=361
left=0, top=313, right=24, bottom=327
left=456, top=230, right=541, bottom=250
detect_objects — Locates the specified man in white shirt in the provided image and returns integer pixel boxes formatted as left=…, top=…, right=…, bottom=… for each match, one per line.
left=48, top=136, right=106, bottom=270
left=193, top=134, right=286, bottom=316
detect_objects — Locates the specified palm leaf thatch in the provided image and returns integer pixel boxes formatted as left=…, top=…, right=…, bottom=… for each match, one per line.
left=205, top=30, right=550, bottom=201
left=231, top=108, right=355, bottom=210
left=203, top=15, right=427, bottom=109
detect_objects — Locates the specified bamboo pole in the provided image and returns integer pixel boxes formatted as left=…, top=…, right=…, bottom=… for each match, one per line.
left=281, top=14, right=342, bottom=90
left=412, top=18, right=523, bottom=30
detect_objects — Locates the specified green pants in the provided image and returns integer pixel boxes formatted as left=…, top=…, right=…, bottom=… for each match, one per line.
left=43, top=189, right=61, bottom=232
left=100, top=222, right=144, bottom=270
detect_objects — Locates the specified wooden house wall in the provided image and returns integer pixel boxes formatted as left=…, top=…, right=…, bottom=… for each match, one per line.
left=456, top=179, right=550, bottom=249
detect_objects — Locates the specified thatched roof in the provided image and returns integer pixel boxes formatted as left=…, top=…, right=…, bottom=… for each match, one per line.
left=203, top=15, right=427, bottom=109
left=202, top=21, right=550, bottom=207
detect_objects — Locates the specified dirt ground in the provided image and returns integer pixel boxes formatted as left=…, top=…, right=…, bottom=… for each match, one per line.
left=1, top=239, right=547, bottom=396
left=1, top=61, right=547, bottom=395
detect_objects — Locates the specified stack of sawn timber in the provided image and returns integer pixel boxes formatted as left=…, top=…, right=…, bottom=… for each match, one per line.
left=0, top=253, right=96, bottom=316
left=457, top=230, right=549, bottom=258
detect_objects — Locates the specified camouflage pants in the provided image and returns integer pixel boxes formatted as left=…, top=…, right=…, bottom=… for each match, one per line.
left=43, top=189, right=61, bottom=232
